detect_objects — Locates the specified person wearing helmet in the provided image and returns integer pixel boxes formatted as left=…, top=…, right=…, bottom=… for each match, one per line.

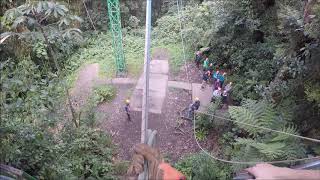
left=188, top=98, right=201, bottom=119
left=125, top=99, right=131, bottom=121
left=127, top=143, right=186, bottom=180
left=225, top=81, right=232, bottom=92
left=221, top=82, right=233, bottom=106
left=201, top=70, right=211, bottom=89
left=211, top=87, right=222, bottom=103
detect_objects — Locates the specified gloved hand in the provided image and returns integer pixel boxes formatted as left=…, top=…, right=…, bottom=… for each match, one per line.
left=127, top=143, right=163, bottom=179
left=127, top=144, right=186, bottom=180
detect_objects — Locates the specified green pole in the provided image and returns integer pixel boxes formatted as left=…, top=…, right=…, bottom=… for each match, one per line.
left=107, top=0, right=126, bottom=75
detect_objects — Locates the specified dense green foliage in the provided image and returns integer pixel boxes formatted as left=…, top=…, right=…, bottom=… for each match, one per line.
left=175, top=153, right=232, bottom=180
left=1, top=0, right=320, bottom=178
left=93, top=85, right=117, bottom=104
left=174, top=0, right=320, bottom=175
left=228, top=100, right=305, bottom=170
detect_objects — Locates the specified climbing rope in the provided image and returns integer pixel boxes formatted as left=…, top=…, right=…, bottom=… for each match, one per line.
left=196, top=110, right=320, bottom=143
left=193, top=111, right=320, bottom=165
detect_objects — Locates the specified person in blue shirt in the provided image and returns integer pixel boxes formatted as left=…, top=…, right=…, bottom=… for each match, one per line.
left=213, top=70, right=220, bottom=82
left=218, top=72, right=226, bottom=88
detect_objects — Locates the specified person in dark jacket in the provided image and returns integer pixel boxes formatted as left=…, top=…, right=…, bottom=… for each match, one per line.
left=188, top=98, right=200, bottom=119
left=195, top=51, right=202, bottom=68
left=125, top=99, right=131, bottom=121
left=201, top=70, right=211, bottom=89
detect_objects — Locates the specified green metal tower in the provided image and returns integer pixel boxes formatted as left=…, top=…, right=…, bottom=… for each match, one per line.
left=107, top=0, right=126, bottom=74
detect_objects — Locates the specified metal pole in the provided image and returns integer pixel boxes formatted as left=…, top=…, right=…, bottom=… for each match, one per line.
left=141, top=0, right=152, bottom=144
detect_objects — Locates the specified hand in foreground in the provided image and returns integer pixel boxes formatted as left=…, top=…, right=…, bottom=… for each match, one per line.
left=127, top=144, right=186, bottom=180
left=127, top=143, right=163, bottom=179
left=246, top=163, right=320, bottom=180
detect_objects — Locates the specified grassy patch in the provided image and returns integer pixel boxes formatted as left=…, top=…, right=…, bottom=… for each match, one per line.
left=65, top=33, right=144, bottom=87
left=152, top=43, right=192, bottom=74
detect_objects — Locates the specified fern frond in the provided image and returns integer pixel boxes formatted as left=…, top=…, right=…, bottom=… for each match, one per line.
left=254, top=142, right=285, bottom=159
left=270, top=125, right=298, bottom=142
left=258, top=102, right=277, bottom=128
left=229, top=106, right=265, bottom=136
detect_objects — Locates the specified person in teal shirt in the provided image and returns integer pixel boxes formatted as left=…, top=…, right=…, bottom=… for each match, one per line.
left=218, top=72, right=226, bottom=87
left=213, top=70, right=220, bottom=81
left=203, top=57, right=209, bottom=71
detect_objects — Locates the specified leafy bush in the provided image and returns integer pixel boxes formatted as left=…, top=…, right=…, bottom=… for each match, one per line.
left=228, top=100, right=306, bottom=170
left=0, top=59, right=64, bottom=125
left=195, top=100, right=222, bottom=132
left=93, top=85, right=117, bottom=104
left=175, top=153, right=232, bottom=180
left=1, top=121, right=117, bottom=179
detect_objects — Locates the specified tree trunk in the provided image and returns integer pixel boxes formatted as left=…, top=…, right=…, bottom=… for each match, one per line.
left=38, top=25, right=78, bottom=127
left=39, top=26, right=61, bottom=73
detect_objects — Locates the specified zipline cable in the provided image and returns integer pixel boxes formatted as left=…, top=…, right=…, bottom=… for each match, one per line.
left=195, top=110, right=320, bottom=143
left=193, top=111, right=320, bottom=165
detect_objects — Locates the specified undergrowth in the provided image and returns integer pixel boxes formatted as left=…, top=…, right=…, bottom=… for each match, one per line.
left=151, top=43, right=192, bottom=74
left=65, top=32, right=144, bottom=87
left=175, top=153, right=232, bottom=180
left=92, top=85, right=117, bottom=104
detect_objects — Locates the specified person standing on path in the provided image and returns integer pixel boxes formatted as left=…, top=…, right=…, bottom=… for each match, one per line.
left=201, top=70, right=211, bottom=89
left=218, top=72, right=226, bottom=88
left=188, top=97, right=201, bottom=119
left=203, top=57, right=209, bottom=71
left=125, top=99, right=131, bottom=121
left=213, top=78, right=221, bottom=90
left=195, top=50, right=202, bottom=68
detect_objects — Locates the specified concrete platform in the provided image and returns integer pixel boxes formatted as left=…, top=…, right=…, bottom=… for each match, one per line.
left=192, top=83, right=212, bottom=111
left=130, top=59, right=169, bottom=114
left=168, top=81, right=192, bottom=90
left=150, top=60, right=169, bottom=74
left=136, top=74, right=168, bottom=93
left=105, top=78, right=137, bottom=84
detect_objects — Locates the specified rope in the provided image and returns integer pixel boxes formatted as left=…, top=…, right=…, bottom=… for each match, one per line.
left=192, top=111, right=320, bottom=165
left=196, top=110, right=320, bottom=143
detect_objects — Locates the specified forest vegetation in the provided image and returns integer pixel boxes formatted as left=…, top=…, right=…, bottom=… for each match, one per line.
left=1, top=0, right=319, bottom=179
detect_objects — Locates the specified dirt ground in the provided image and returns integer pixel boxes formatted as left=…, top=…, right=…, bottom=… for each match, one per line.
left=98, top=86, right=204, bottom=162
left=169, top=61, right=203, bottom=83
left=71, top=48, right=218, bottom=163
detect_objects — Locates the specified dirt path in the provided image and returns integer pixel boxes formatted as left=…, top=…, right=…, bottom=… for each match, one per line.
left=69, top=63, right=99, bottom=111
